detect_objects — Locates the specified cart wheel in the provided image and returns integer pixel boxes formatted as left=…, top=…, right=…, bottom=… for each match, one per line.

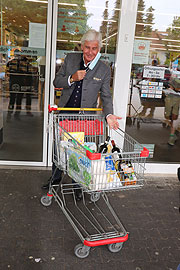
left=108, top=242, right=123, bottom=253
left=74, top=244, right=90, bottom=259
left=162, top=122, right=166, bottom=128
left=90, top=192, right=100, bottom=202
left=41, top=195, right=52, bottom=207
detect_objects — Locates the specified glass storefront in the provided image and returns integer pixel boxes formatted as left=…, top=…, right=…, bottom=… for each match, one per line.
left=0, top=0, right=178, bottom=170
left=0, top=0, right=47, bottom=161
left=126, top=0, right=180, bottom=163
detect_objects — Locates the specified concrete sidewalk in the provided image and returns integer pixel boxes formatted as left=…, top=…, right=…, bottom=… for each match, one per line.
left=0, top=168, right=180, bottom=270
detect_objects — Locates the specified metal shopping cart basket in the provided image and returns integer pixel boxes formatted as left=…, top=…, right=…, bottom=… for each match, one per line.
left=41, top=105, right=149, bottom=258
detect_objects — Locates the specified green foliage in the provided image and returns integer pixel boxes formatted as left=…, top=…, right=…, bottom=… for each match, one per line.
left=136, top=0, right=145, bottom=36
left=144, top=6, right=155, bottom=36
left=100, top=0, right=109, bottom=37
left=167, top=16, right=180, bottom=40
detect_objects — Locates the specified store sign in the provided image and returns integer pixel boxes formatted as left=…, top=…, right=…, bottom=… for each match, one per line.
left=140, top=80, right=163, bottom=99
left=132, top=39, right=150, bottom=64
left=143, top=66, right=165, bottom=79
left=0, top=46, right=45, bottom=56
left=57, top=8, right=87, bottom=34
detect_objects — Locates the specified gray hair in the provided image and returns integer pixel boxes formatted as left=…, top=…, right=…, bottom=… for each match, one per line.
left=81, top=29, right=102, bottom=48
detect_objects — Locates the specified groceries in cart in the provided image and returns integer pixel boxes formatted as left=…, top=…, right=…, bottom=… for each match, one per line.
left=58, top=130, right=138, bottom=191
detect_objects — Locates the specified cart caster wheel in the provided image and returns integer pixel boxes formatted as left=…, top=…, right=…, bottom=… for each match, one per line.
left=162, top=122, right=166, bottom=128
left=108, top=242, right=123, bottom=253
left=90, top=192, right=100, bottom=202
left=137, top=122, right=140, bottom=129
left=41, top=195, right=52, bottom=207
left=74, top=244, right=90, bottom=259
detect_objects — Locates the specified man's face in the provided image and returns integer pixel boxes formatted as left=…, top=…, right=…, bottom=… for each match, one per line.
left=81, top=40, right=100, bottom=64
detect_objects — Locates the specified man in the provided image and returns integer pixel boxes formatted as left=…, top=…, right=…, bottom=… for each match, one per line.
left=6, top=50, right=34, bottom=118
left=42, top=29, right=121, bottom=197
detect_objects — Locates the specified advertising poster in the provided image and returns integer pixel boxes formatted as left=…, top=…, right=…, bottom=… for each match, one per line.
left=58, top=8, right=87, bottom=35
left=132, top=39, right=150, bottom=64
left=29, top=23, right=46, bottom=49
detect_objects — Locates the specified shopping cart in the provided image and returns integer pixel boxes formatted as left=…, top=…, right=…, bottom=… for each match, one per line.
left=41, top=105, right=149, bottom=258
left=131, top=79, right=167, bottom=129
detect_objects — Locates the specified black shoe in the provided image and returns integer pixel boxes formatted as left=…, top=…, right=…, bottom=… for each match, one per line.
left=41, top=178, right=61, bottom=190
left=74, top=188, right=83, bottom=201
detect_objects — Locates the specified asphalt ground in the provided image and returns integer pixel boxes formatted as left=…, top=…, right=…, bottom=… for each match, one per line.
left=0, top=168, right=180, bottom=270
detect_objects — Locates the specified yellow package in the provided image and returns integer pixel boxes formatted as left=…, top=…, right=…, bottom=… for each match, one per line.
left=63, top=132, right=84, bottom=145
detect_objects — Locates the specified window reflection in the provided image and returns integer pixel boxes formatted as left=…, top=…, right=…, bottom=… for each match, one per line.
left=55, top=0, right=121, bottom=102
left=0, top=0, right=47, bottom=161
left=127, top=0, right=180, bottom=163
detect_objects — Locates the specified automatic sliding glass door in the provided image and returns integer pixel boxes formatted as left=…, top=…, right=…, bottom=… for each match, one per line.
left=0, top=0, right=50, bottom=163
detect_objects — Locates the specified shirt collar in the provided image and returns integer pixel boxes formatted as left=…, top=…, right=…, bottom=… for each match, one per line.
left=83, top=55, right=91, bottom=67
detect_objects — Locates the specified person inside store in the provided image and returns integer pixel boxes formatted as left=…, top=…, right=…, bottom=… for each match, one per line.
left=164, top=77, right=180, bottom=146
left=6, top=49, right=24, bottom=118
left=6, top=50, right=34, bottom=118
left=41, top=29, right=121, bottom=199
left=138, top=59, right=158, bottom=118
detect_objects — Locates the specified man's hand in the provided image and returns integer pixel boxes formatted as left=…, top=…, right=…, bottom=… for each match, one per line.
left=72, top=70, right=86, bottom=81
left=106, top=114, right=121, bottom=130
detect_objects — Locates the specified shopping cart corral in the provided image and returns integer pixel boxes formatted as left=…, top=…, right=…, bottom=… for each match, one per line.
left=41, top=106, right=149, bottom=258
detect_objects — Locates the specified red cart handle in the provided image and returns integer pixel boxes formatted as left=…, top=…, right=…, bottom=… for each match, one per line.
left=84, top=233, right=128, bottom=247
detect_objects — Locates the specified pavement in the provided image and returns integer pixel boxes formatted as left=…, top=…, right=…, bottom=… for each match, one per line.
left=0, top=168, right=180, bottom=270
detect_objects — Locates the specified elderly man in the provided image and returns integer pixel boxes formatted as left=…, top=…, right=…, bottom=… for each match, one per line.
left=42, top=29, right=121, bottom=198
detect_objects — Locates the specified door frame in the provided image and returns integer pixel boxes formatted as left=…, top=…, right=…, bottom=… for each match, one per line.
left=0, top=0, right=53, bottom=167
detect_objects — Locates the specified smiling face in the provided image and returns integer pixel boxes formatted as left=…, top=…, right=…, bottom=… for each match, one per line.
left=81, top=40, right=100, bottom=65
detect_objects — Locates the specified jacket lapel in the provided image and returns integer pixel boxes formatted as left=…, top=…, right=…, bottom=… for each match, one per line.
left=85, top=60, right=101, bottom=79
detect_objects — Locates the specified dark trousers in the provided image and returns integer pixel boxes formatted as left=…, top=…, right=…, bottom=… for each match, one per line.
left=51, top=162, right=77, bottom=185
left=9, top=92, right=23, bottom=110
left=26, top=93, right=32, bottom=110
left=52, top=162, right=62, bottom=181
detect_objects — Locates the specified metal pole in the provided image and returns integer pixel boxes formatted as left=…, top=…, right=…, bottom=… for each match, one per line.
left=1, top=0, right=2, bottom=45
left=105, top=0, right=109, bottom=54
left=105, top=23, right=109, bottom=54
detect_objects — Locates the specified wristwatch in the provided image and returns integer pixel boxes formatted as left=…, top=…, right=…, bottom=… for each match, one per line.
left=70, top=76, right=74, bottom=84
